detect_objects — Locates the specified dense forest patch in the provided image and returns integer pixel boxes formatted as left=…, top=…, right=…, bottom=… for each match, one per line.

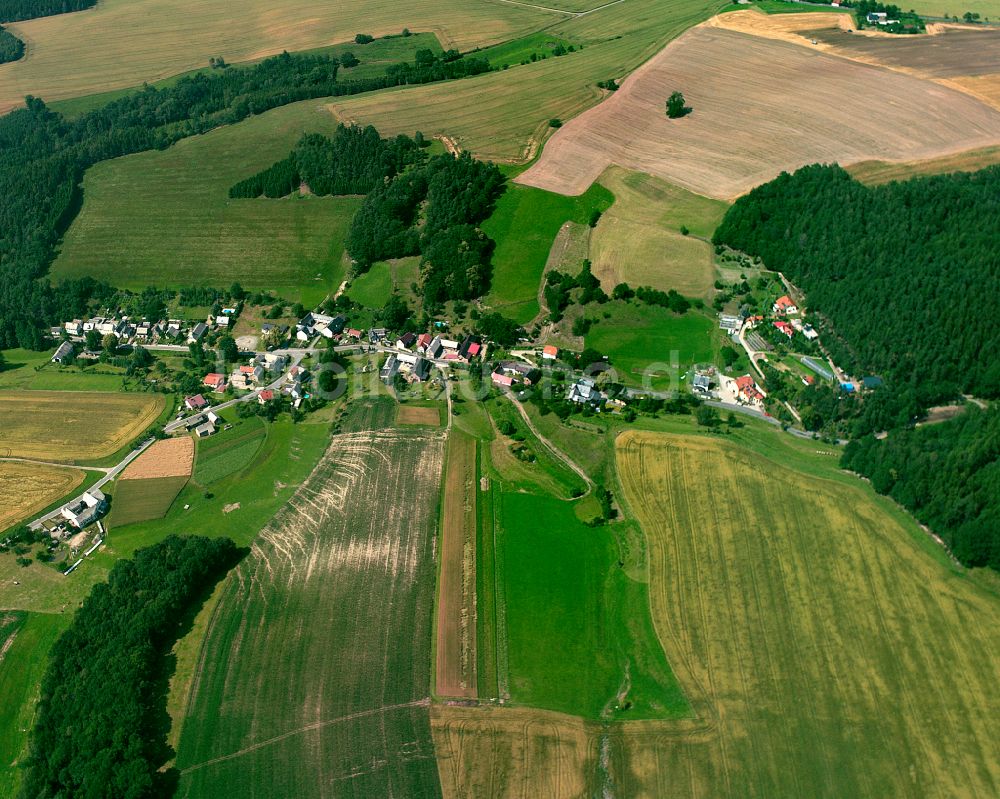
left=0, top=25, right=23, bottom=63
left=19, top=535, right=243, bottom=798
left=843, top=405, right=1000, bottom=571
left=229, top=124, right=424, bottom=198
left=713, top=164, right=1000, bottom=411
left=0, top=0, right=94, bottom=22
left=234, top=122, right=506, bottom=305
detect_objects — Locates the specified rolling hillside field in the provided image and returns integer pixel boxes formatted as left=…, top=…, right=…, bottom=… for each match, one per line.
left=51, top=100, right=362, bottom=303
left=328, top=0, right=725, bottom=163
left=0, top=390, right=164, bottom=462
left=605, top=430, right=1000, bottom=797
left=0, top=0, right=551, bottom=113
left=517, top=23, right=1000, bottom=198
left=174, top=400, right=445, bottom=796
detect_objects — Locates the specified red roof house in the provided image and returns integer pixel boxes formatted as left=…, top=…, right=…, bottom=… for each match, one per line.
left=257, top=389, right=275, bottom=404
left=773, top=321, right=794, bottom=338
left=491, top=372, right=515, bottom=387
left=542, top=345, right=559, bottom=360
left=203, top=373, right=226, bottom=391
left=184, top=394, right=207, bottom=410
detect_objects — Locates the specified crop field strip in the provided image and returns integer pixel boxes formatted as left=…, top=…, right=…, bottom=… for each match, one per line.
left=109, top=475, right=190, bottom=527
left=608, top=431, right=1000, bottom=797
left=327, top=0, right=726, bottom=164
left=0, top=0, right=554, bottom=113
left=590, top=168, right=728, bottom=299
left=0, top=462, right=85, bottom=531
left=516, top=22, right=1000, bottom=199
left=175, top=399, right=446, bottom=797
left=435, top=432, right=478, bottom=698
left=193, top=421, right=268, bottom=485
left=0, top=390, right=164, bottom=462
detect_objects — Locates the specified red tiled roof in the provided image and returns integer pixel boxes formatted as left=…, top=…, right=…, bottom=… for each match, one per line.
left=258, top=390, right=274, bottom=401
left=542, top=345, right=558, bottom=356
left=468, top=342, right=481, bottom=356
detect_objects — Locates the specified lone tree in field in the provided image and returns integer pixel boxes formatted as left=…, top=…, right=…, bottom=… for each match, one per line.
left=666, top=91, right=691, bottom=119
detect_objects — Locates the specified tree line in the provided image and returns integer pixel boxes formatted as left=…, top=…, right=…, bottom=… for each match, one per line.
left=229, top=125, right=424, bottom=198
left=842, top=406, right=1000, bottom=571
left=0, top=0, right=94, bottom=22
left=0, top=43, right=497, bottom=351
left=19, top=535, right=243, bottom=798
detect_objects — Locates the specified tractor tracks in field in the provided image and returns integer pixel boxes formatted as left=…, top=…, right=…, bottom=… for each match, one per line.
left=179, top=698, right=432, bottom=775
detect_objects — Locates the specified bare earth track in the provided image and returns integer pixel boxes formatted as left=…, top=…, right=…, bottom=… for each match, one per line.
left=517, top=23, right=1000, bottom=199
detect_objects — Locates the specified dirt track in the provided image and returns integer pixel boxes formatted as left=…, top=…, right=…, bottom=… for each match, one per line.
left=516, top=23, right=1000, bottom=199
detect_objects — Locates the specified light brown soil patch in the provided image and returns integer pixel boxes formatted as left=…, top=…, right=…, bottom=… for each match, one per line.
left=941, top=74, right=1000, bottom=112
left=397, top=405, right=442, bottom=427
left=516, top=24, right=1000, bottom=199
left=121, top=437, right=194, bottom=479
left=435, top=433, right=477, bottom=699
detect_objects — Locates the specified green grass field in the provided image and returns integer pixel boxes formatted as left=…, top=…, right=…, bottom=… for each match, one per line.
left=501, top=491, right=687, bottom=720
left=592, top=168, right=729, bottom=299
left=473, top=31, right=578, bottom=70
left=109, top=475, right=190, bottom=527
left=192, top=417, right=267, bottom=485
left=609, top=430, right=1000, bottom=796
left=482, top=183, right=613, bottom=323
left=0, top=612, right=71, bottom=797
left=174, top=400, right=443, bottom=795
left=51, top=100, right=363, bottom=305
left=346, top=256, right=421, bottom=308
left=585, top=304, right=718, bottom=389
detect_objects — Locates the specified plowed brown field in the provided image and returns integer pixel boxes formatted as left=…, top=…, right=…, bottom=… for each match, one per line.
left=516, top=25, right=1000, bottom=199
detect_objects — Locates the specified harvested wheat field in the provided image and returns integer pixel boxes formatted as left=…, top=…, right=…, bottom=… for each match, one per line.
left=435, top=433, right=477, bottom=699
left=0, top=391, right=164, bottom=462
left=516, top=25, right=1000, bottom=199
left=432, top=704, right=595, bottom=799
left=0, top=0, right=550, bottom=113
left=175, top=399, right=445, bottom=797
left=0, top=462, right=85, bottom=531
left=120, top=437, right=194, bottom=479
left=607, top=431, right=1000, bottom=797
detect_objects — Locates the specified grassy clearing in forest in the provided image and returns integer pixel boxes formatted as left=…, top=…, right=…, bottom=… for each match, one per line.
left=483, top=183, right=613, bottom=324
left=174, top=400, right=444, bottom=796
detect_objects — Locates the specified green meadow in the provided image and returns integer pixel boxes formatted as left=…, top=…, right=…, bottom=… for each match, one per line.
left=483, top=183, right=613, bottom=324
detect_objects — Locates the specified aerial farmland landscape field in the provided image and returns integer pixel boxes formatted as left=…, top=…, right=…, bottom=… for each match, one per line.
left=0, top=0, right=999, bottom=795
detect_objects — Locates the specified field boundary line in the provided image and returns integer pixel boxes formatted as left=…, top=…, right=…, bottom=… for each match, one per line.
left=0, top=456, right=108, bottom=473
left=179, top=698, right=432, bottom=775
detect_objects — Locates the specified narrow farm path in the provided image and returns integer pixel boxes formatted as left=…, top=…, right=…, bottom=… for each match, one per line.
left=179, top=698, right=433, bottom=775
left=504, top=392, right=594, bottom=495
left=0, top=456, right=109, bottom=473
